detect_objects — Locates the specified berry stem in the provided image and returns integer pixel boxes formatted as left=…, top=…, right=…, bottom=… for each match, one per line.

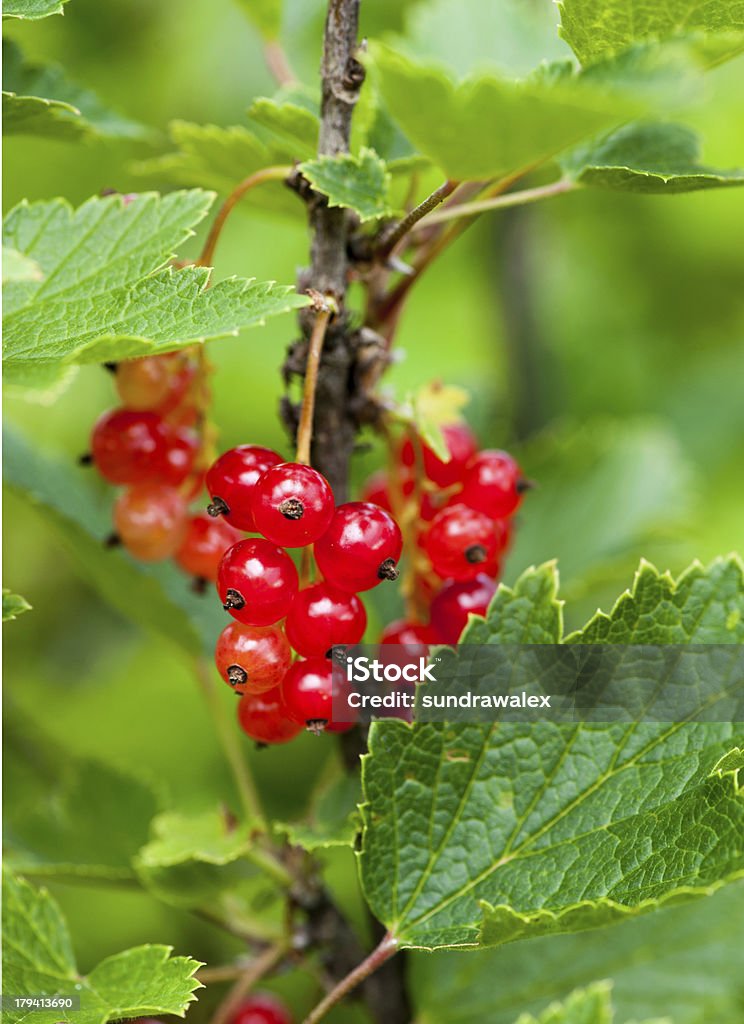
left=198, top=165, right=293, bottom=268
left=209, top=941, right=288, bottom=1024
left=375, top=179, right=458, bottom=260
left=295, top=293, right=336, bottom=465
left=263, top=39, right=297, bottom=86
left=410, top=177, right=575, bottom=231
left=300, top=932, right=399, bottom=1024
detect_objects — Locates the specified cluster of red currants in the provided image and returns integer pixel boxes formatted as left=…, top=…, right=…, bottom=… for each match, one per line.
left=362, top=421, right=529, bottom=646
left=87, top=351, right=242, bottom=584
left=206, top=445, right=402, bottom=743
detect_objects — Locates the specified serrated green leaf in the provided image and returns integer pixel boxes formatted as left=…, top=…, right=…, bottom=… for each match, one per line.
left=359, top=559, right=744, bottom=950
left=558, top=0, right=744, bottom=67
left=2, top=588, right=32, bottom=621
left=276, top=772, right=362, bottom=851
left=409, top=877, right=744, bottom=1024
left=2, top=190, right=308, bottom=387
left=299, top=147, right=394, bottom=222
left=234, top=0, right=281, bottom=40
left=247, top=97, right=319, bottom=159
left=2, top=868, right=202, bottom=1024
left=2, top=41, right=149, bottom=140
left=513, top=983, right=614, bottom=1024
left=2, top=246, right=42, bottom=283
left=370, top=44, right=646, bottom=181
left=562, top=122, right=744, bottom=192
left=5, top=756, right=160, bottom=882
left=2, top=0, right=69, bottom=18
left=2, top=422, right=224, bottom=656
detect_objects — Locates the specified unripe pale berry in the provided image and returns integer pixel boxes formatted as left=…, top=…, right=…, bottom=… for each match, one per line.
left=113, top=484, right=188, bottom=561
left=175, top=513, right=242, bottom=582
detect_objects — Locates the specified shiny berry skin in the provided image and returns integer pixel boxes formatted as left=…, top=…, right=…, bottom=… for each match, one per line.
left=282, top=657, right=355, bottom=732
left=206, top=445, right=284, bottom=531
left=252, top=463, right=334, bottom=547
left=175, top=513, right=242, bottom=582
left=314, top=502, right=403, bottom=593
left=460, top=449, right=528, bottom=519
left=161, top=425, right=199, bottom=486
left=401, top=422, right=478, bottom=487
left=115, top=355, right=176, bottom=410
left=91, top=409, right=170, bottom=485
left=430, top=573, right=497, bottom=644
left=380, top=620, right=435, bottom=648
left=215, top=622, right=291, bottom=694
left=113, top=483, right=188, bottom=561
left=285, top=583, right=366, bottom=657
left=217, top=538, right=298, bottom=626
left=424, top=502, right=506, bottom=581
left=237, top=689, right=302, bottom=746
left=231, top=994, right=293, bottom=1024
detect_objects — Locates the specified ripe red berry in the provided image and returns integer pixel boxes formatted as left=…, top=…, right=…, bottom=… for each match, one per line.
left=380, top=620, right=435, bottom=648
left=285, top=582, right=366, bottom=657
left=360, top=470, right=393, bottom=513
left=215, top=622, right=291, bottom=694
left=237, top=689, right=302, bottom=746
left=206, top=446, right=284, bottom=531
left=91, top=408, right=169, bottom=485
left=430, top=573, right=497, bottom=643
left=161, top=425, right=199, bottom=486
left=217, top=538, right=298, bottom=626
left=113, top=483, right=188, bottom=561
left=460, top=449, right=529, bottom=519
left=175, top=513, right=242, bottom=582
left=282, top=657, right=355, bottom=733
left=314, top=502, right=403, bottom=593
left=231, top=995, right=293, bottom=1024
left=252, top=463, right=334, bottom=547
left=424, top=502, right=506, bottom=581
left=401, top=423, right=478, bottom=487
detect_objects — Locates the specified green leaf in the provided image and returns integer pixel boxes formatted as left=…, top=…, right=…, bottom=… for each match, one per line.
left=563, top=122, right=744, bottom=192
left=2, top=868, right=202, bottom=1024
left=2, top=422, right=224, bottom=656
left=234, top=0, right=281, bottom=40
left=5, top=755, right=160, bottom=882
left=2, top=0, right=69, bottom=18
left=369, top=44, right=643, bottom=181
left=409, top=877, right=744, bottom=1024
left=2, top=588, right=31, bottom=621
left=299, top=147, right=394, bottom=222
left=247, top=97, right=319, bottom=159
left=558, top=0, right=744, bottom=67
left=2, top=246, right=42, bottom=283
left=276, top=772, right=362, bottom=851
left=513, top=983, right=615, bottom=1024
left=2, top=190, right=308, bottom=390
left=2, top=41, right=149, bottom=141
left=359, top=559, right=744, bottom=950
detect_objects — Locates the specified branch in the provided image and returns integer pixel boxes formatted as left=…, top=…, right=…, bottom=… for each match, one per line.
left=375, top=179, right=458, bottom=260
left=301, top=932, right=399, bottom=1024
left=411, top=178, right=575, bottom=230
left=198, top=165, right=292, bottom=268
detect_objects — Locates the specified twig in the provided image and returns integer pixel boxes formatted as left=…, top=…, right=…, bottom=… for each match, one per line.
left=301, top=932, right=399, bottom=1024
left=375, top=180, right=458, bottom=259
left=296, top=294, right=336, bottom=464
left=210, top=942, right=288, bottom=1024
left=198, top=165, right=293, bottom=267
left=263, top=40, right=296, bottom=86
left=410, top=178, right=575, bottom=230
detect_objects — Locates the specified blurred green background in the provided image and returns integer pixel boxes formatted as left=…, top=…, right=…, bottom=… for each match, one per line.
left=3, top=0, right=744, bottom=1020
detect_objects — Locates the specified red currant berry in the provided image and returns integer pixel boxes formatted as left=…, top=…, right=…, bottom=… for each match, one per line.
left=175, top=513, right=242, bottom=582
left=91, top=408, right=169, bottom=485
left=231, top=995, right=293, bottom=1024
left=360, top=470, right=393, bottom=513
left=380, top=620, right=435, bottom=647
left=252, top=463, right=334, bottom=547
left=113, top=484, right=188, bottom=562
left=215, top=622, right=291, bottom=694
left=424, top=502, right=506, bottom=581
left=282, top=657, right=355, bottom=733
left=430, top=573, right=497, bottom=644
left=460, top=449, right=529, bottom=519
left=206, top=446, right=284, bottom=531
left=217, top=538, right=298, bottom=626
left=314, top=502, right=403, bottom=593
left=237, top=689, right=302, bottom=746
left=401, top=423, right=478, bottom=487
left=285, top=583, right=366, bottom=657
left=116, top=355, right=176, bottom=410
left=161, top=425, right=199, bottom=486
